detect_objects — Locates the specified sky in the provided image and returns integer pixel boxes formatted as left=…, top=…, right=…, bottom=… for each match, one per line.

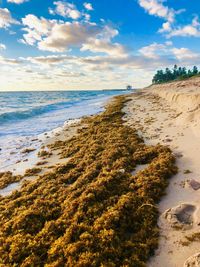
left=0, top=0, right=200, bottom=91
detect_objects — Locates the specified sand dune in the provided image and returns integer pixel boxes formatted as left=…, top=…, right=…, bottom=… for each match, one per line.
left=149, top=76, right=200, bottom=136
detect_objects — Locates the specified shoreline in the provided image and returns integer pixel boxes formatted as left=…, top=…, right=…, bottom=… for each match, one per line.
left=0, top=92, right=130, bottom=196
left=0, top=90, right=130, bottom=175
left=0, top=118, right=84, bottom=197
left=1, top=79, right=200, bottom=265
left=0, top=94, right=177, bottom=266
left=1, top=118, right=83, bottom=175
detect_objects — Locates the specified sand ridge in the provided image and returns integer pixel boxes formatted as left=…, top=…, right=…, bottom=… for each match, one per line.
left=149, top=76, right=200, bottom=136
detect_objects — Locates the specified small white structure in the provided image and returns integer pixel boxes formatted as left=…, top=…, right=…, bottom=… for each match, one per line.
left=126, top=85, right=133, bottom=90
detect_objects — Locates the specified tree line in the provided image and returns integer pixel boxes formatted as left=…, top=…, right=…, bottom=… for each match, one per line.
left=152, top=65, right=199, bottom=84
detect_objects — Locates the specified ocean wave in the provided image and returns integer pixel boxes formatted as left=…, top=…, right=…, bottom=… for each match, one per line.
left=0, top=90, right=129, bottom=128
left=0, top=100, right=76, bottom=124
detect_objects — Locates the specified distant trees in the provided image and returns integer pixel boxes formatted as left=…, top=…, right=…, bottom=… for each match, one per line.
left=152, top=65, right=200, bottom=84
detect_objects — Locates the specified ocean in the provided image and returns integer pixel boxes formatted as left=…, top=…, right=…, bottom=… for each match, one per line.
left=0, top=90, right=130, bottom=171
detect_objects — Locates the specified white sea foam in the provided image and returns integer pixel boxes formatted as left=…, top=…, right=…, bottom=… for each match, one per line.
left=0, top=90, right=130, bottom=173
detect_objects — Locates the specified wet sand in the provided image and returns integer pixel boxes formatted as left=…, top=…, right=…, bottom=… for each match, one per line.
left=0, top=119, right=83, bottom=197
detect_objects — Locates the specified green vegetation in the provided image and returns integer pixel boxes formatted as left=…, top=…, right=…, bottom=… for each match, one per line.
left=152, top=65, right=199, bottom=84
left=0, top=96, right=177, bottom=266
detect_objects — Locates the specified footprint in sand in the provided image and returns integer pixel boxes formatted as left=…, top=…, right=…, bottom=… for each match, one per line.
left=186, top=179, right=200, bottom=191
left=184, top=252, right=200, bottom=267
left=162, top=203, right=197, bottom=229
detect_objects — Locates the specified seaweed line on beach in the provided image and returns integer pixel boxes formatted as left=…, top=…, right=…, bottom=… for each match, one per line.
left=0, top=95, right=177, bottom=266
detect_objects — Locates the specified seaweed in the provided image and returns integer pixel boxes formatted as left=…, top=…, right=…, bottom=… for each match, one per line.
left=21, top=148, right=36, bottom=154
left=38, top=150, right=52, bottom=158
left=24, top=167, right=42, bottom=176
left=0, top=172, right=23, bottom=189
left=0, top=96, right=177, bottom=266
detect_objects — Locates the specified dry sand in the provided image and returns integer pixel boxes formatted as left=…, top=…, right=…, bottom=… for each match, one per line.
left=123, top=76, right=200, bottom=267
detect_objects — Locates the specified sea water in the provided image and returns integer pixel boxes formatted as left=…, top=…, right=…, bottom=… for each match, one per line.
left=0, top=90, right=130, bottom=171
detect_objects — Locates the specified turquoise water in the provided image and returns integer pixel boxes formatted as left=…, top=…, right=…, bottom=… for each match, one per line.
left=0, top=90, right=130, bottom=169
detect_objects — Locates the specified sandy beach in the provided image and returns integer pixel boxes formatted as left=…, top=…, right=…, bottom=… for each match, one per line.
left=1, top=77, right=200, bottom=265
left=0, top=94, right=178, bottom=266
left=124, top=76, right=200, bottom=266
left=2, top=0, right=200, bottom=265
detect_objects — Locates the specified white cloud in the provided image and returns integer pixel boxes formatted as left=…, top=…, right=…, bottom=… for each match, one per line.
left=21, top=14, right=125, bottom=55
left=172, top=48, right=199, bottom=61
left=49, top=1, right=81, bottom=20
left=139, top=41, right=172, bottom=59
left=165, top=41, right=173, bottom=46
left=38, top=22, right=101, bottom=52
left=22, top=14, right=57, bottom=45
left=83, top=2, right=93, bottom=11
left=158, top=15, right=200, bottom=38
left=7, top=0, right=29, bottom=4
left=138, top=41, right=200, bottom=66
left=13, top=50, right=198, bottom=69
left=2, top=42, right=200, bottom=91
left=81, top=39, right=127, bottom=57
left=138, top=0, right=175, bottom=22
left=0, top=43, right=6, bottom=50
left=0, top=55, right=23, bottom=65
left=75, top=54, right=176, bottom=71
left=81, top=26, right=128, bottom=57
left=138, top=0, right=195, bottom=39
left=22, top=14, right=55, bottom=34
left=169, top=25, right=200, bottom=37
left=57, top=71, right=86, bottom=77
left=0, top=8, right=19, bottom=28
left=166, top=16, right=200, bottom=37
left=26, top=54, right=70, bottom=65
left=16, top=40, right=177, bottom=73
left=159, top=21, right=172, bottom=33
left=98, top=25, right=119, bottom=41
left=21, top=53, right=167, bottom=70
left=84, top=13, right=91, bottom=21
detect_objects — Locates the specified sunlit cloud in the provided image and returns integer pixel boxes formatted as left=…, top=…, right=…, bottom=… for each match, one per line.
left=49, top=1, right=81, bottom=19
left=0, top=8, right=19, bottom=28
left=7, top=0, right=30, bottom=4
left=83, top=2, right=93, bottom=11
left=0, top=43, right=6, bottom=50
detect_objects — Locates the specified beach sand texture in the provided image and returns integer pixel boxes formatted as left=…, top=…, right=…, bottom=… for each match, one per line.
left=124, top=76, right=200, bottom=267
left=1, top=77, right=200, bottom=265
left=0, top=97, right=177, bottom=266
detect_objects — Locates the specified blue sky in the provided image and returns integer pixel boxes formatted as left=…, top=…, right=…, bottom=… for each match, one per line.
left=0, top=0, right=200, bottom=90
